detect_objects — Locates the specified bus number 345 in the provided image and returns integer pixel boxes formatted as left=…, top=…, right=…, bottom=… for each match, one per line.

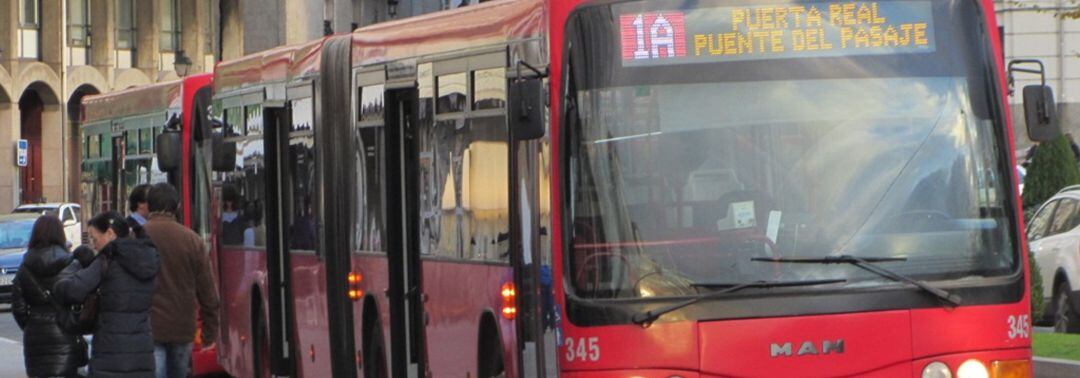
left=1007, top=314, right=1031, bottom=340
left=565, top=337, right=601, bottom=362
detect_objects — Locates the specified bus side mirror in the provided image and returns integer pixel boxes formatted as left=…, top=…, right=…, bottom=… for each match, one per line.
left=510, top=78, right=545, bottom=141
left=157, top=130, right=182, bottom=172
left=212, top=132, right=237, bottom=172
left=1009, top=59, right=1061, bottom=142
left=1023, top=85, right=1060, bottom=142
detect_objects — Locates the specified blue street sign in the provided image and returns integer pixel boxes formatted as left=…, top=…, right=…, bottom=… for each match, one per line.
left=16, top=139, right=28, bottom=167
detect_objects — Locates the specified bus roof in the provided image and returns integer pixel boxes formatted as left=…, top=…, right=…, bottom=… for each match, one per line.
left=213, top=37, right=330, bottom=96
left=350, top=0, right=544, bottom=67
left=81, top=79, right=182, bottom=124
left=213, top=0, right=543, bottom=97
left=81, top=73, right=213, bottom=124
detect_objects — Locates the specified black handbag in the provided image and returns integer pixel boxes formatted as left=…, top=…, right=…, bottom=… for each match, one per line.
left=23, top=256, right=108, bottom=335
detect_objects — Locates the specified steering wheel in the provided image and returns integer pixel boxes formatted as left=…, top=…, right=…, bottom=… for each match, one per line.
left=575, top=252, right=640, bottom=298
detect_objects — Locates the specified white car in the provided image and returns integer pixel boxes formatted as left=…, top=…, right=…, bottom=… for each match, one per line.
left=12, top=203, right=83, bottom=248
left=1027, top=185, right=1080, bottom=332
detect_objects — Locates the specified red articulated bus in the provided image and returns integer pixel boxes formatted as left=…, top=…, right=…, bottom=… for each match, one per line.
left=208, top=0, right=1042, bottom=376
left=80, top=73, right=224, bottom=376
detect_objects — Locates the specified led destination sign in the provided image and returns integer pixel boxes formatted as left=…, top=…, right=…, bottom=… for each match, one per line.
left=619, top=1, right=936, bottom=66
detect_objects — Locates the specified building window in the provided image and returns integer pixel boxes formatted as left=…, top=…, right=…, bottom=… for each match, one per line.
left=161, top=0, right=181, bottom=52
left=115, top=0, right=136, bottom=67
left=203, top=0, right=213, bottom=54
left=68, top=0, right=91, bottom=47
left=18, top=0, right=40, bottom=59
left=116, top=0, right=136, bottom=49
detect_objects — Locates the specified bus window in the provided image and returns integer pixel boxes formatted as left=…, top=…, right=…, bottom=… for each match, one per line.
left=225, top=107, right=244, bottom=136
left=140, top=128, right=153, bottom=154
left=420, top=119, right=464, bottom=259
left=246, top=105, right=263, bottom=135
left=437, top=73, right=468, bottom=114
left=359, top=84, right=385, bottom=122
left=287, top=98, right=317, bottom=252
left=126, top=131, right=138, bottom=155
left=472, top=68, right=506, bottom=110
left=355, top=127, right=384, bottom=253
left=462, top=116, right=509, bottom=262
left=218, top=116, right=266, bottom=248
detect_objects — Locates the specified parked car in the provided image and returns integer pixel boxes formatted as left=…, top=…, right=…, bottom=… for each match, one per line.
left=0, top=214, right=37, bottom=303
left=1027, top=185, right=1080, bottom=332
left=13, top=203, right=83, bottom=248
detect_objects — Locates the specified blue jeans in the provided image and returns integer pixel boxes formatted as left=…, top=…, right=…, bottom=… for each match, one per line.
left=153, top=342, right=192, bottom=378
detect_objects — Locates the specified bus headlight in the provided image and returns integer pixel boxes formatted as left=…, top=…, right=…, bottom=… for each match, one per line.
left=922, top=361, right=952, bottom=378
left=957, top=359, right=989, bottom=378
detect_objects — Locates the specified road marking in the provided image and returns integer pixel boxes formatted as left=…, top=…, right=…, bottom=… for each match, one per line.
left=0, top=336, right=20, bottom=345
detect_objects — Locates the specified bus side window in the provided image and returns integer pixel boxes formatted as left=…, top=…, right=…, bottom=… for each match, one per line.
left=218, top=106, right=267, bottom=248
left=463, top=67, right=509, bottom=263
left=355, top=127, right=384, bottom=253
left=286, top=98, right=318, bottom=252
left=461, top=116, right=510, bottom=263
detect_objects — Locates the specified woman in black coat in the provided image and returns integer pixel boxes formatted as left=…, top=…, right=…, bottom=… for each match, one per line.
left=11, top=215, right=88, bottom=377
left=54, top=211, right=159, bottom=378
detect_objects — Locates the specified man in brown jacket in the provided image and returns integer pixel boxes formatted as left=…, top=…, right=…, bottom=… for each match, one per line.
left=143, top=183, right=220, bottom=378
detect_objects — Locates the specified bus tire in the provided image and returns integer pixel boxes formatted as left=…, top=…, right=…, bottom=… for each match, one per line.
left=252, top=294, right=271, bottom=378
left=363, top=320, right=388, bottom=378
left=1054, top=282, right=1080, bottom=333
left=477, top=317, right=505, bottom=378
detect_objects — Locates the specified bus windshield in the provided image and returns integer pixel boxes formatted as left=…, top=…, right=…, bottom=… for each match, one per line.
left=564, top=0, right=1017, bottom=302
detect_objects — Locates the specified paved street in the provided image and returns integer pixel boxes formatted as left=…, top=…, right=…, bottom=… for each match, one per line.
left=0, top=304, right=28, bottom=378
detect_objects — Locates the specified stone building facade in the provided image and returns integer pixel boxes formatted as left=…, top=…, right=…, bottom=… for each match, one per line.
left=0, top=0, right=477, bottom=213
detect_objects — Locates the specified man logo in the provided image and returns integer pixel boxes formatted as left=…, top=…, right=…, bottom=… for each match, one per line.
left=770, top=340, right=844, bottom=357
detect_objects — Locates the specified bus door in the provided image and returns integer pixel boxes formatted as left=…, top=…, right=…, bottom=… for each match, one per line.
left=263, top=103, right=297, bottom=377
left=278, top=88, right=329, bottom=376
left=384, top=83, right=427, bottom=378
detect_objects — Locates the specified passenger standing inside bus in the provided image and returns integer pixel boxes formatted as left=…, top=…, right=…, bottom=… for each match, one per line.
left=127, top=184, right=151, bottom=239
left=53, top=211, right=160, bottom=377
left=142, top=183, right=220, bottom=378
left=12, top=215, right=88, bottom=378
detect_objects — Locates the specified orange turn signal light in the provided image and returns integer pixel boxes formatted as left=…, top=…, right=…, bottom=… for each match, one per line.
left=500, top=282, right=517, bottom=320
left=990, top=359, right=1031, bottom=378
left=346, top=271, right=364, bottom=301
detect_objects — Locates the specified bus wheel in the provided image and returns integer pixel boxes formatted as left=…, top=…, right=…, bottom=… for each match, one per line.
left=252, top=302, right=271, bottom=377
left=1055, top=282, right=1080, bottom=333
left=363, top=325, right=388, bottom=378
left=477, top=335, right=505, bottom=378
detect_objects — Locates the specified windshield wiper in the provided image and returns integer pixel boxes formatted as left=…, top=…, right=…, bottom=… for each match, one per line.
left=630, top=279, right=846, bottom=327
left=752, top=255, right=962, bottom=307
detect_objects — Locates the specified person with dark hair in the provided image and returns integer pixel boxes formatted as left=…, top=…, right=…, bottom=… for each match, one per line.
left=143, top=183, right=219, bottom=378
left=11, top=215, right=88, bottom=377
left=127, top=184, right=152, bottom=239
left=53, top=211, right=160, bottom=377
left=219, top=185, right=246, bottom=246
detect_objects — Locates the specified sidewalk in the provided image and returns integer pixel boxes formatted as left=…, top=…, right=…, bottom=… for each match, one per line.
left=0, top=333, right=26, bottom=378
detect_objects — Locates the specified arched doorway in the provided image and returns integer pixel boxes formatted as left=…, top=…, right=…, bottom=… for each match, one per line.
left=19, top=90, right=44, bottom=204
left=18, top=82, right=60, bottom=205
left=68, top=84, right=100, bottom=205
